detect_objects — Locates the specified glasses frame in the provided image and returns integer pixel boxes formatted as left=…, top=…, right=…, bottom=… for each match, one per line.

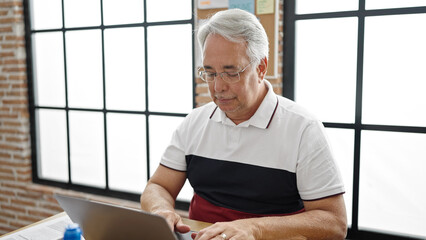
left=198, top=60, right=255, bottom=83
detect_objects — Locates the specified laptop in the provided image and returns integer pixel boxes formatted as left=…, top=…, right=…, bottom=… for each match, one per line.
left=55, top=194, right=193, bottom=240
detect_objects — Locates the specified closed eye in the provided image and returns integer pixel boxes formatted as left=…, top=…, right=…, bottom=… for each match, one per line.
left=205, top=72, right=216, bottom=77
left=224, top=72, right=239, bottom=77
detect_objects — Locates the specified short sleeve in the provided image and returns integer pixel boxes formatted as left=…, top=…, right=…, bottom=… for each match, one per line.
left=296, top=120, right=345, bottom=200
left=160, top=119, right=188, bottom=171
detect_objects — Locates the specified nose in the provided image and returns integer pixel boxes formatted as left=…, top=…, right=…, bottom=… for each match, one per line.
left=213, top=73, right=228, bottom=92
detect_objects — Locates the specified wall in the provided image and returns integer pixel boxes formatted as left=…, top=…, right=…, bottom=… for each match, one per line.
left=0, top=0, right=283, bottom=235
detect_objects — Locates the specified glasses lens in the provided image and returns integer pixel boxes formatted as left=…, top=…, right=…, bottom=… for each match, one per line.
left=200, top=72, right=212, bottom=82
left=223, top=72, right=240, bottom=83
left=199, top=71, right=241, bottom=83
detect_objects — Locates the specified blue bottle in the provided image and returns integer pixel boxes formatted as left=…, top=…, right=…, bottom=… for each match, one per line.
left=63, top=223, right=82, bottom=240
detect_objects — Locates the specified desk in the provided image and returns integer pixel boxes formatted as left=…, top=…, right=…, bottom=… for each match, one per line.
left=182, top=217, right=212, bottom=231
left=0, top=211, right=211, bottom=239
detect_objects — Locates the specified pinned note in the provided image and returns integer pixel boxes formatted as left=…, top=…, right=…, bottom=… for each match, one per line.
left=198, top=0, right=229, bottom=9
left=256, top=0, right=274, bottom=15
left=229, top=0, right=255, bottom=14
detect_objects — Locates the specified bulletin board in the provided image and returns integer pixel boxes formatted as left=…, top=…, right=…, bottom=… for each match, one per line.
left=196, top=0, right=279, bottom=78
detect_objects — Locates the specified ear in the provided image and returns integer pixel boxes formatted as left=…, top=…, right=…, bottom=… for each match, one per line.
left=257, top=57, right=268, bottom=81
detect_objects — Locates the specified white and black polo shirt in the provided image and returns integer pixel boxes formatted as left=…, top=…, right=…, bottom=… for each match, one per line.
left=161, top=80, right=345, bottom=221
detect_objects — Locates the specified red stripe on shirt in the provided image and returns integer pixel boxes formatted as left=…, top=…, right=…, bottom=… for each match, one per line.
left=189, top=193, right=305, bottom=223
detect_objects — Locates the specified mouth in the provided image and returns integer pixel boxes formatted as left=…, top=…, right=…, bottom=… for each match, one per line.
left=215, top=96, right=235, bottom=105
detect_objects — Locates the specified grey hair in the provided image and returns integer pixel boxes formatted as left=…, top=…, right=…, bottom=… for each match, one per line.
left=197, top=9, right=269, bottom=64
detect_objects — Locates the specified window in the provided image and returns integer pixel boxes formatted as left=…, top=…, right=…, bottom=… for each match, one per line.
left=284, top=0, right=426, bottom=239
left=27, top=0, right=194, bottom=205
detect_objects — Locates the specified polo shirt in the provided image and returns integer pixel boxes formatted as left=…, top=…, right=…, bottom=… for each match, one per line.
left=161, top=80, right=345, bottom=222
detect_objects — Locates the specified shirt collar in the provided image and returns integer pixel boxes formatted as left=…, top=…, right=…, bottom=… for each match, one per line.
left=209, top=80, right=278, bottom=129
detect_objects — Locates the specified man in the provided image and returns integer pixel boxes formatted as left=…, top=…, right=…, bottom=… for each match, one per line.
left=140, top=9, right=347, bottom=240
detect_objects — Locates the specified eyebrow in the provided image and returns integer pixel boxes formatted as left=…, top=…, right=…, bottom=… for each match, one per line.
left=203, top=65, right=238, bottom=71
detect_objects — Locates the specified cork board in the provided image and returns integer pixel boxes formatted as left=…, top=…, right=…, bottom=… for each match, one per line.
left=196, top=0, right=278, bottom=78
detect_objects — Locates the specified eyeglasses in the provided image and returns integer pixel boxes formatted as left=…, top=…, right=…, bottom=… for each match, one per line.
left=198, top=61, right=254, bottom=83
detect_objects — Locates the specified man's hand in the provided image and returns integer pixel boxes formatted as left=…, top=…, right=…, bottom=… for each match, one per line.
left=191, top=194, right=346, bottom=240
left=153, top=209, right=191, bottom=234
left=192, top=219, right=257, bottom=240
left=140, top=165, right=190, bottom=233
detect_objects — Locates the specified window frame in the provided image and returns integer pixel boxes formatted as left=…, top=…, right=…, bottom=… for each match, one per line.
left=24, top=0, right=195, bottom=209
left=284, top=1, right=426, bottom=239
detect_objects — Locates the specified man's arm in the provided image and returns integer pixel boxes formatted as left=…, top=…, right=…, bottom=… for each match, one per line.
left=193, top=194, right=347, bottom=240
left=140, top=165, right=191, bottom=233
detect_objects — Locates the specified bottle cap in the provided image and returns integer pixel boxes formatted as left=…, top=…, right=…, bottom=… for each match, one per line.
left=66, top=223, right=80, bottom=230
left=64, top=223, right=82, bottom=240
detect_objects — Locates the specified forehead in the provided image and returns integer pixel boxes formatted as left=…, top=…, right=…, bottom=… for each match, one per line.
left=202, top=34, right=248, bottom=68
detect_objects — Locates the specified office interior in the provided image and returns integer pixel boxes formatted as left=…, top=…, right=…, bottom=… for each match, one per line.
left=0, top=0, right=425, bottom=239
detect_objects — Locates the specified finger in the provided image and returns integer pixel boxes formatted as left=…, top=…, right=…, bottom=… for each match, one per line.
left=215, top=234, right=228, bottom=240
left=194, top=228, right=223, bottom=240
left=175, top=218, right=191, bottom=233
left=217, top=233, right=228, bottom=240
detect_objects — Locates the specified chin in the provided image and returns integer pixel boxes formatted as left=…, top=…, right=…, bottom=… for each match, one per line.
left=216, top=104, right=240, bottom=114
left=214, top=98, right=241, bottom=113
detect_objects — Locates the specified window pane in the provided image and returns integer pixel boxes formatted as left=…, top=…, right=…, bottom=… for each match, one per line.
left=64, top=0, right=101, bottom=28
left=37, top=109, right=68, bottom=182
left=149, top=115, right=192, bottom=201
left=30, top=0, right=62, bottom=30
left=366, top=0, right=426, bottom=10
left=325, top=128, right=354, bottom=227
left=103, top=0, right=144, bottom=25
left=66, top=30, right=103, bottom=109
left=148, top=115, right=184, bottom=175
left=69, top=111, right=105, bottom=188
left=359, top=131, right=426, bottom=238
left=32, top=32, right=66, bottom=107
left=295, top=17, right=358, bottom=123
left=104, top=28, right=145, bottom=111
left=363, top=14, right=426, bottom=127
left=296, top=0, right=358, bottom=14
left=146, top=0, right=192, bottom=22
left=148, top=24, right=193, bottom=113
left=107, top=113, right=147, bottom=194
left=177, top=180, right=194, bottom=202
